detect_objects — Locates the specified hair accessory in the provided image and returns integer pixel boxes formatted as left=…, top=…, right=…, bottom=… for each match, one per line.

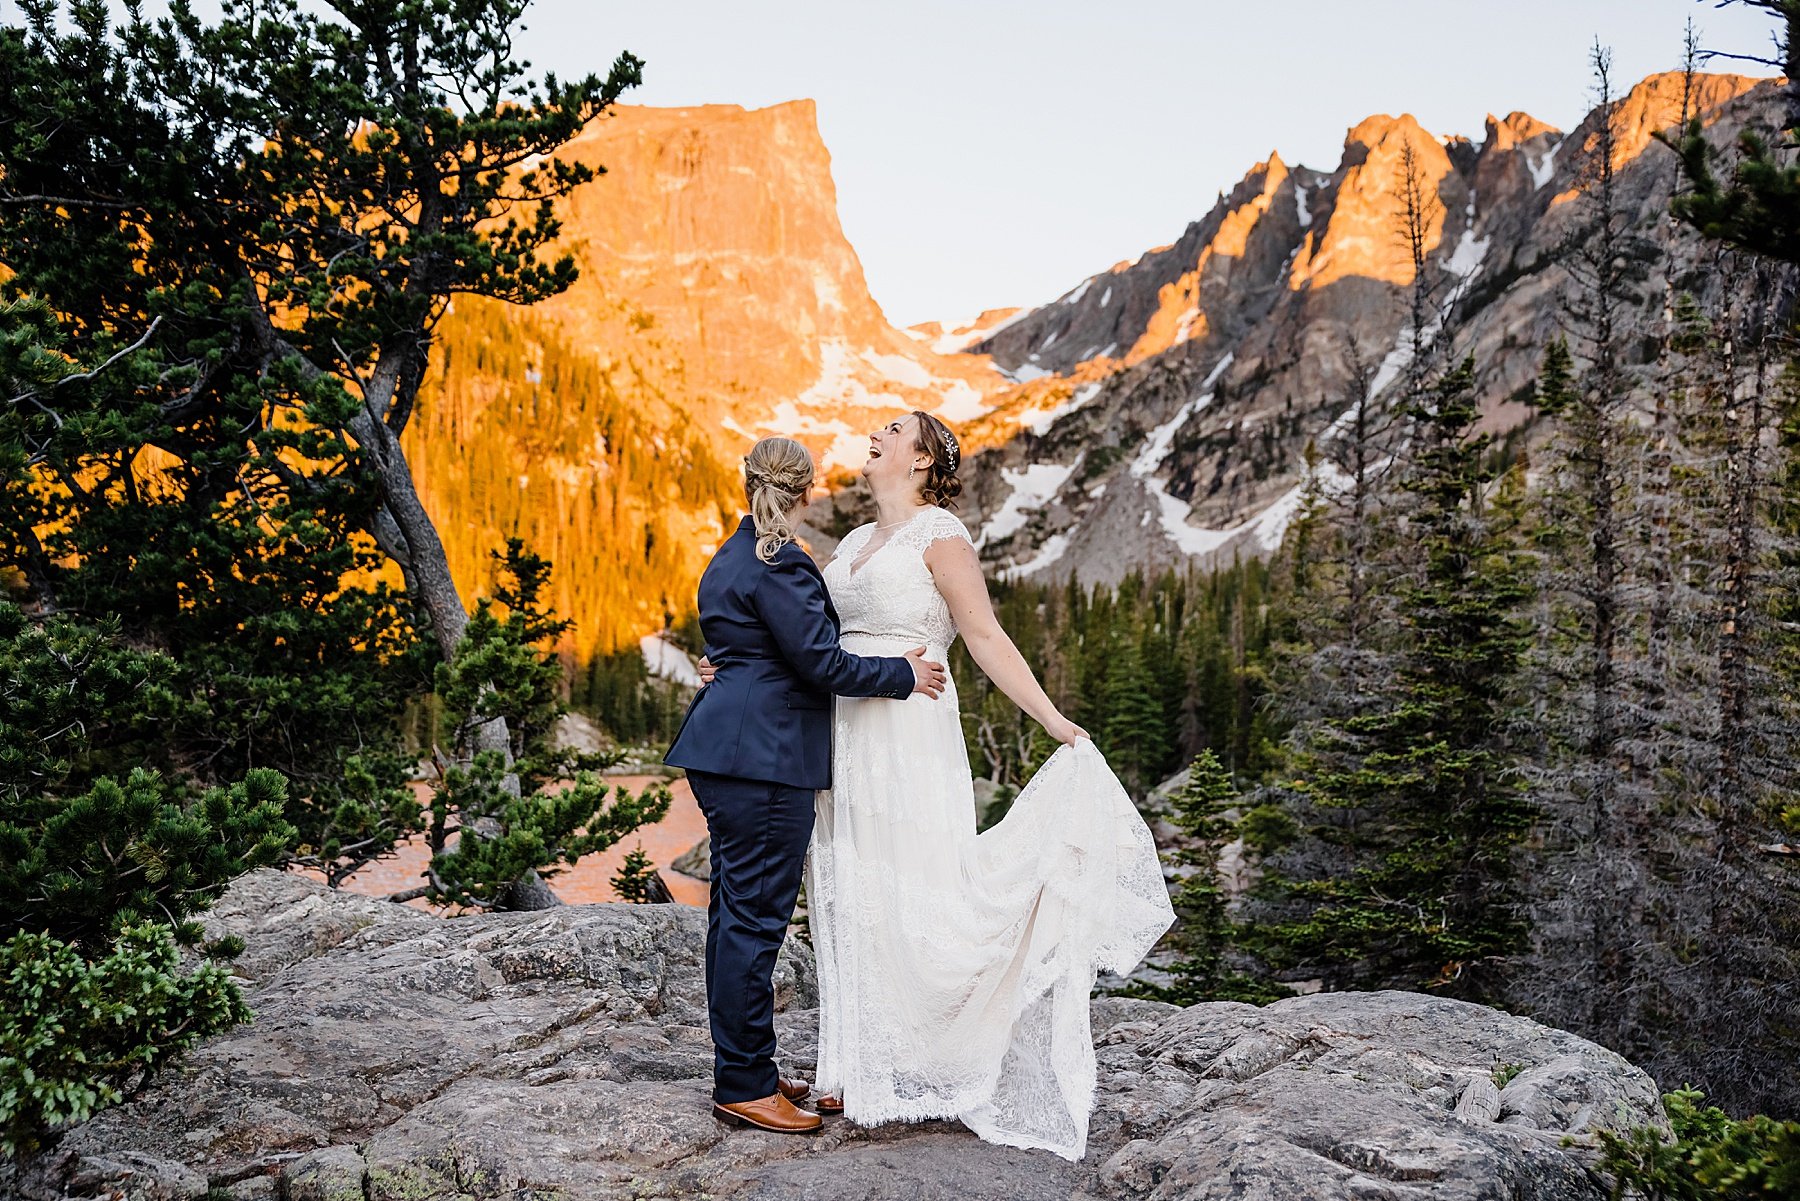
left=939, top=426, right=961, bottom=473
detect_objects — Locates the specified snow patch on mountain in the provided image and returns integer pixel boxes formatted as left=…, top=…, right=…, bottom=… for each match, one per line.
left=1446, top=195, right=1490, bottom=283
left=758, top=401, right=863, bottom=471
left=756, top=340, right=1002, bottom=463
left=862, top=349, right=933, bottom=389
left=1016, top=382, right=1103, bottom=437
left=1131, top=394, right=1210, bottom=478
left=981, top=461, right=1078, bottom=547
left=1004, top=533, right=1070, bottom=579
left=998, top=362, right=1055, bottom=384
left=906, top=307, right=1034, bottom=355
left=1145, top=473, right=1309, bottom=560
left=1528, top=139, right=1564, bottom=190
left=934, top=380, right=990, bottom=423
left=1446, top=227, right=1492, bottom=280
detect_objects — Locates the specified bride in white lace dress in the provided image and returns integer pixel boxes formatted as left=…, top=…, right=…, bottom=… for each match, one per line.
left=804, top=410, right=1174, bottom=1161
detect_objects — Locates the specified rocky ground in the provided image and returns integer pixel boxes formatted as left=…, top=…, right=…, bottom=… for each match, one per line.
left=7, top=870, right=1664, bottom=1201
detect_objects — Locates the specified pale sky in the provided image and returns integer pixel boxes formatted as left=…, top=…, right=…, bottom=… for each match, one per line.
left=515, top=0, right=1775, bottom=328
left=64, top=1, right=1781, bottom=328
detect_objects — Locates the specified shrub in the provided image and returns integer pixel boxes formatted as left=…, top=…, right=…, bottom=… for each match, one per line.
left=0, top=602, right=293, bottom=1157
left=612, top=846, right=659, bottom=903
left=0, top=924, right=251, bottom=1158
left=0, top=602, right=294, bottom=949
left=1596, top=1087, right=1800, bottom=1200
left=1152, top=752, right=1289, bottom=1005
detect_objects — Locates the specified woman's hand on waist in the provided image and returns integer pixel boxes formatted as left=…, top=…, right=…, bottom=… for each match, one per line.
left=697, top=655, right=717, bottom=686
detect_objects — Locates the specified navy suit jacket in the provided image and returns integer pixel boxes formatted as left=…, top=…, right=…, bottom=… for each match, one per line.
left=664, top=516, right=913, bottom=790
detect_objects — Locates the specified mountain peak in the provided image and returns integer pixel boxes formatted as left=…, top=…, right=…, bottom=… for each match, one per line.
left=1484, top=110, right=1561, bottom=150
left=1238, top=152, right=1291, bottom=200
left=410, top=99, right=1009, bottom=656
left=1612, top=70, right=1764, bottom=154
left=1542, top=70, right=1768, bottom=200
left=1345, top=112, right=1435, bottom=151
left=959, top=69, right=1782, bottom=587
left=1299, top=112, right=1459, bottom=290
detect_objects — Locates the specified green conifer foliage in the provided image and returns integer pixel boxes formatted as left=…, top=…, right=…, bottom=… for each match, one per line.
left=612, top=847, right=659, bottom=904
left=1267, top=360, right=1533, bottom=997
left=1098, top=630, right=1172, bottom=798
left=948, top=564, right=1279, bottom=797
left=418, top=541, right=670, bottom=909
left=1666, top=1, right=1800, bottom=266
left=1157, top=751, right=1286, bottom=1005
left=0, top=599, right=293, bottom=1158
left=0, top=0, right=649, bottom=852
left=0, top=923, right=252, bottom=1158
left=0, top=601, right=293, bottom=948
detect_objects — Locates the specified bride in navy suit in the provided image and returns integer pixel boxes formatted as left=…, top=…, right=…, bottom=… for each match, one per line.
left=664, top=435, right=946, bottom=1134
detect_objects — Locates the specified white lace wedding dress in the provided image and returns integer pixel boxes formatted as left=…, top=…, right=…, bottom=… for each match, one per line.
left=806, top=505, right=1174, bottom=1161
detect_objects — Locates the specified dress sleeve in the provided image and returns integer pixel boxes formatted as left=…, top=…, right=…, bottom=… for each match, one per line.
left=909, top=506, right=975, bottom=551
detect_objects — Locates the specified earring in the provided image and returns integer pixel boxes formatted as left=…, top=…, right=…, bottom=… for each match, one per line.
left=908, top=463, right=917, bottom=479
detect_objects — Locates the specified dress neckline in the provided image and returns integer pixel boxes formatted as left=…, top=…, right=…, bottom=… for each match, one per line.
left=847, top=507, right=932, bottom=581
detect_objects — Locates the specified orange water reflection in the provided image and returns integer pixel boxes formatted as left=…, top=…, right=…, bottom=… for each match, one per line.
left=299, top=775, right=710, bottom=911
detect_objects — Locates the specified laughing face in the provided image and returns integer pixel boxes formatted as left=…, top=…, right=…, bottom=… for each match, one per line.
left=863, top=413, right=931, bottom=490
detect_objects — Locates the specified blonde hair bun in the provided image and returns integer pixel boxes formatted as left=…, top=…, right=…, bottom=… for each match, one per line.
left=743, top=437, right=815, bottom=563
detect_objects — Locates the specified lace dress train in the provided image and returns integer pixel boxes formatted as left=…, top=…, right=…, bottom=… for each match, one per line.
left=806, top=507, right=1174, bottom=1161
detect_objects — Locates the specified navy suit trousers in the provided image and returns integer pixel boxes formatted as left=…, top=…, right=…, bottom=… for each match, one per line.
left=687, top=769, right=814, bottom=1104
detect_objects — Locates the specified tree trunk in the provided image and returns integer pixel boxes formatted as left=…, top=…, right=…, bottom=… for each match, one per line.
left=251, top=308, right=559, bottom=910
left=343, top=400, right=520, bottom=789
left=1646, top=279, right=1676, bottom=704
left=349, top=366, right=562, bottom=911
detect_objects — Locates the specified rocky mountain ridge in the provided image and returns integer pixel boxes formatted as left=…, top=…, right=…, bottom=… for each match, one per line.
left=950, top=71, right=1772, bottom=583
left=5, top=869, right=1667, bottom=1201
left=407, top=73, right=1777, bottom=654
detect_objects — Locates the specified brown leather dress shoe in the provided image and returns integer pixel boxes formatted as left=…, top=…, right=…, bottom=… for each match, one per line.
left=776, top=1075, right=810, bottom=1103
left=713, top=1092, right=822, bottom=1134
left=815, top=1093, right=844, bottom=1114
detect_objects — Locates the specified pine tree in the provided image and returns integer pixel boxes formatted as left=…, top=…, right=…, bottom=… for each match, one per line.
left=1157, top=751, right=1286, bottom=1004
left=0, top=3, right=646, bottom=905
left=0, top=602, right=294, bottom=949
left=0, top=285, right=427, bottom=885
left=1665, top=2, right=1800, bottom=263
left=409, top=541, right=672, bottom=909
left=612, top=846, right=661, bottom=904
left=0, top=600, right=294, bottom=1158
left=1268, top=359, right=1533, bottom=997
left=1603, top=0, right=1800, bottom=1111
left=950, top=566, right=1280, bottom=797
left=1687, top=263, right=1800, bottom=1108
left=1562, top=49, right=1656, bottom=1044
left=1097, top=624, right=1172, bottom=797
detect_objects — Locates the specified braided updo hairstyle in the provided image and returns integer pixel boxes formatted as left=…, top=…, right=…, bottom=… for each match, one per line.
left=744, top=436, right=815, bottom=563
left=909, top=410, right=963, bottom=510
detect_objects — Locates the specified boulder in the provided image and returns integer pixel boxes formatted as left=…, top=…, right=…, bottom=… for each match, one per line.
left=8, top=869, right=1663, bottom=1201
left=670, top=836, right=711, bottom=882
